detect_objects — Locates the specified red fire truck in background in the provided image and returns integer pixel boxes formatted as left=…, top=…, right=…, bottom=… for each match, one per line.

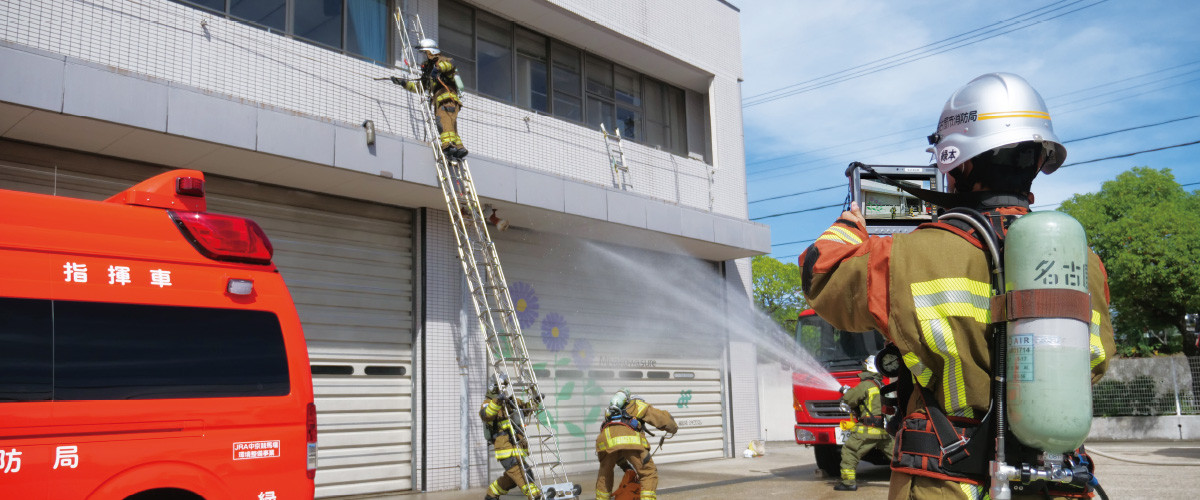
left=792, top=309, right=892, bottom=476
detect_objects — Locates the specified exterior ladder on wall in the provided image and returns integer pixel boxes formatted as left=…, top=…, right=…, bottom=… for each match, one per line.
left=601, top=124, right=631, bottom=190
left=392, top=11, right=579, bottom=500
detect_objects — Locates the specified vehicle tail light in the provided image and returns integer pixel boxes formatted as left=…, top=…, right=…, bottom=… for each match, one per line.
left=170, top=211, right=274, bottom=264
left=176, top=176, right=205, bottom=197
left=307, top=402, right=318, bottom=479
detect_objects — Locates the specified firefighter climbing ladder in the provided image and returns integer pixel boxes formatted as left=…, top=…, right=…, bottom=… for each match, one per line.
left=601, top=123, right=632, bottom=190
left=392, top=11, right=579, bottom=499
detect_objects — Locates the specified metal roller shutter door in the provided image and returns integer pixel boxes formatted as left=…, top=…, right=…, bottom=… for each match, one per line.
left=493, top=229, right=726, bottom=474
left=0, top=159, right=416, bottom=497
left=203, top=177, right=416, bottom=498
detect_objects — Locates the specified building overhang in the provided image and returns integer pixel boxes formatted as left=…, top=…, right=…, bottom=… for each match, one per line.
left=0, top=44, right=768, bottom=262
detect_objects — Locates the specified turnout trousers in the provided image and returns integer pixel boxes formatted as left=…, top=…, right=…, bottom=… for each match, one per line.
left=840, top=427, right=894, bottom=486
left=595, top=448, right=658, bottom=500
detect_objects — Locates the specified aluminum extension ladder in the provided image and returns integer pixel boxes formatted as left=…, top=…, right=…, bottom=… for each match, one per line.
left=600, top=124, right=631, bottom=190
left=392, top=11, right=579, bottom=499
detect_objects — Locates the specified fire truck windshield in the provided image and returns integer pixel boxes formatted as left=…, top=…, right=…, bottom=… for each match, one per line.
left=795, top=312, right=886, bottom=371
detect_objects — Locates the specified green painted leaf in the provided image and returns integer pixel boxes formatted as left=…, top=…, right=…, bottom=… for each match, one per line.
left=564, top=421, right=585, bottom=439
left=585, top=381, right=606, bottom=396
left=533, top=362, right=547, bottom=371
left=557, top=357, right=572, bottom=366
left=558, top=381, right=575, bottom=400
left=585, top=405, right=603, bottom=422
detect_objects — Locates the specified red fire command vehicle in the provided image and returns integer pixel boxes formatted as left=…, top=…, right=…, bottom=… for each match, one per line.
left=0, top=170, right=316, bottom=500
left=792, top=309, right=891, bottom=476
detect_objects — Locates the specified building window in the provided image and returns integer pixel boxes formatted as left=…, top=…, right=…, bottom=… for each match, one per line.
left=585, top=55, right=615, bottom=132
left=515, top=28, right=549, bottom=113
left=438, top=0, right=476, bottom=88
left=171, top=0, right=391, bottom=64
left=476, top=11, right=513, bottom=101
left=614, top=65, right=641, bottom=140
left=551, top=42, right=583, bottom=122
left=436, top=0, right=699, bottom=159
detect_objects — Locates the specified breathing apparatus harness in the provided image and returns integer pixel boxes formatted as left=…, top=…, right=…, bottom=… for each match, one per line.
left=603, top=398, right=649, bottom=435
left=857, top=164, right=1108, bottom=500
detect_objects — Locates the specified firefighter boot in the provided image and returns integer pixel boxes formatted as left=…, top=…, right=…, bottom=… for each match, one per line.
left=834, top=482, right=857, bottom=491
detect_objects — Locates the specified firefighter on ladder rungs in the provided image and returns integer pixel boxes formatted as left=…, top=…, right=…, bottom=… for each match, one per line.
left=481, top=373, right=545, bottom=500
left=392, top=38, right=469, bottom=161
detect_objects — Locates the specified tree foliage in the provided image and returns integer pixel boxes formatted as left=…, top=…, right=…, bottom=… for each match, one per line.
left=751, top=255, right=808, bottom=332
left=1058, top=167, right=1200, bottom=356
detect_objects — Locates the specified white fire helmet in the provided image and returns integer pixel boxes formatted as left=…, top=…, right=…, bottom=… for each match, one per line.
left=863, top=355, right=879, bottom=374
left=416, top=38, right=440, bottom=55
left=929, top=72, right=1066, bottom=176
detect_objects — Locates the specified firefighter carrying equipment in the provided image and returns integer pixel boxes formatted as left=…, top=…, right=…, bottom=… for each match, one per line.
left=799, top=206, right=1114, bottom=499
left=394, top=47, right=468, bottom=159
left=886, top=209, right=1102, bottom=498
left=595, top=396, right=677, bottom=500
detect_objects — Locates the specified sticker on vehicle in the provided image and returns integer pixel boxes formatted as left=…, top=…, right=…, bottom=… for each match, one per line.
left=233, top=440, right=281, bottom=460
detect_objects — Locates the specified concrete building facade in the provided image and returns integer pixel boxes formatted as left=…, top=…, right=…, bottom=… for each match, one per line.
left=0, top=0, right=769, bottom=496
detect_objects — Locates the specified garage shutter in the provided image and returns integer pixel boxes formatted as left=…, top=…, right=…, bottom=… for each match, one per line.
left=203, top=177, right=416, bottom=498
left=493, top=228, right=726, bottom=474
left=0, top=159, right=416, bottom=497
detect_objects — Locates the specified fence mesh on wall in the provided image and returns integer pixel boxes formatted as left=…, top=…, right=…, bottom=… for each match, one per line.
left=1092, top=356, right=1199, bottom=417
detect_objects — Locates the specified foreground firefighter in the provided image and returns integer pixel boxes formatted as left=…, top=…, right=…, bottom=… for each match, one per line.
left=481, top=374, right=542, bottom=500
left=835, top=356, right=894, bottom=491
left=800, top=73, right=1116, bottom=499
left=392, top=38, right=468, bottom=160
left=595, top=389, right=678, bottom=500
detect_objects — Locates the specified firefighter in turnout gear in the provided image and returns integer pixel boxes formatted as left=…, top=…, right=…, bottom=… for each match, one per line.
left=481, top=374, right=542, bottom=500
left=595, top=389, right=678, bottom=500
left=800, top=73, right=1115, bottom=500
left=391, top=38, right=468, bottom=160
left=835, top=355, right=894, bottom=491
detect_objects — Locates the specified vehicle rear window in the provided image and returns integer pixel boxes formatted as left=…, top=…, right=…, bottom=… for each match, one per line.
left=0, top=298, right=290, bottom=401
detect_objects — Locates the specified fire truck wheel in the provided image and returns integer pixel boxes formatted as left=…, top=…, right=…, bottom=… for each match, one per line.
left=814, top=444, right=841, bottom=477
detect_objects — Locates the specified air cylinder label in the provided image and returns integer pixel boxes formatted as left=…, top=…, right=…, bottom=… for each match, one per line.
left=1011, top=334, right=1034, bottom=381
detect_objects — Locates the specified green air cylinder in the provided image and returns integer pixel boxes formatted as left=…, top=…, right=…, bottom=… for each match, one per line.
left=1004, top=211, right=1092, bottom=453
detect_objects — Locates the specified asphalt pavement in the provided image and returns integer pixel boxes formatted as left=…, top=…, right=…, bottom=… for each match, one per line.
left=367, top=440, right=1200, bottom=500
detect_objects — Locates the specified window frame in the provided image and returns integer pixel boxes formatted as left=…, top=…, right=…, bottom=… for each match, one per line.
left=438, top=0, right=699, bottom=159
left=170, top=0, right=394, bottom=65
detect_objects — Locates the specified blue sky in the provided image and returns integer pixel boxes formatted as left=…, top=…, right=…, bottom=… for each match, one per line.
left=737, top=0, right=1200, bottom=264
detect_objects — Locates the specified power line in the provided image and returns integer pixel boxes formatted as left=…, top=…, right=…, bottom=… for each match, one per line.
left=749, top=184, right=841, bottom=204
left=742, top=0, right=1077, bottom=103
left=750, top=115, right=1200, bottom=207
left=1060, top=139, right=1200, bottom=168
left=772, top=237, right=817, bottom=247
left=751, top=202, right=843, bottom=221
left=1063, top=115, right=1200, bottom=144
left=742, top=0, right=1109, bottom=108
left=751, top=140, right=1200, bottom=219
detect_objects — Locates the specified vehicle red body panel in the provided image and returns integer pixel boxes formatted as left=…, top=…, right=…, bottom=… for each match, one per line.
left=0, top=170, right=315, bottom=500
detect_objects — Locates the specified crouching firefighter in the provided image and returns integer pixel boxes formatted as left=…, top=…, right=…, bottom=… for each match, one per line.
left=595, top=389, right=678, bottom=500
left=481, top=373, right=543, bottom=500
left=835, top=355, right=895, bottom=491
left=800, top=73, right=1116, bottom=500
